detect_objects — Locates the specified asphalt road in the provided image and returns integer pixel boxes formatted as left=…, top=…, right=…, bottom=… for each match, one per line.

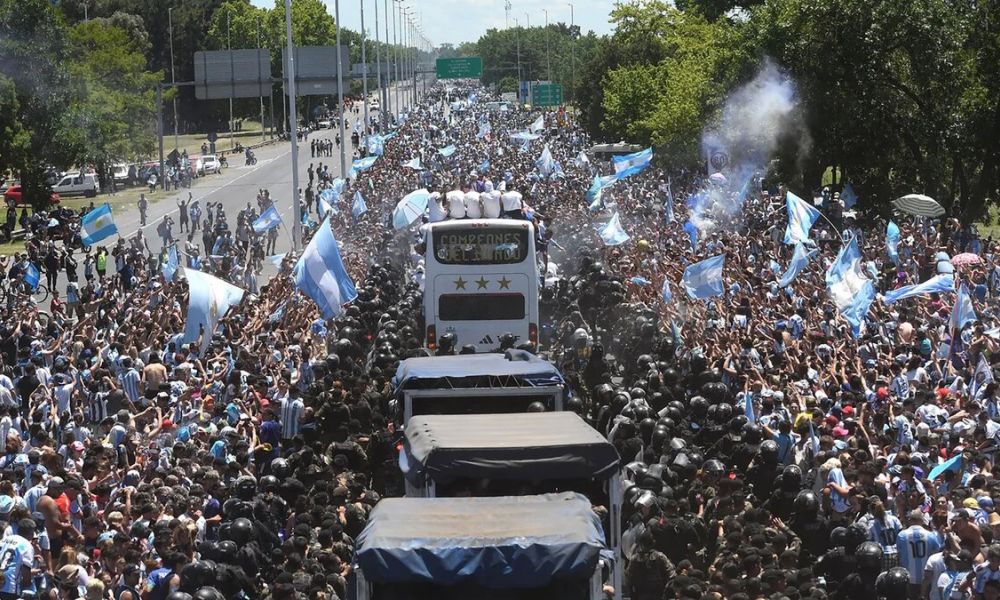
left=115, top=80, right=420, bottom=281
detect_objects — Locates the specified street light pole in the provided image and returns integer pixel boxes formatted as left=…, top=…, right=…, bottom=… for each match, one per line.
left=227, top=9, right=234, bottom=151
left=383, top=0, right=391, bottom=124
left=334, top=0, right=348, bottom=178
left=257, top=18, right=266, bottom=142
left=514, top=19, right=522, bottom=102
left=567, top=3, right=575, bottom=103
left=373, top=0, right=382, bottom=130
left=392, top=1, right=400, bottom=116
left=169, top=7, right=179, bottom=152
left=543, top=9, right=551, bottom=82
left=361, top=0, right=369, bottom=139
left=284, top=0, right=302, bottom=251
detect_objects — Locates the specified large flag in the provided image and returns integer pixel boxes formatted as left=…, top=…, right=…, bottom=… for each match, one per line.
left=745, top=393, right=755, bottom=421
left=162, top=245, right=179, bottom=282
left=252, top=204, right=282, bottom=233
left=438, top=145, right=457, bottom=157
left=510, top=131, right=541, bottom=142
left=182, top=269, right=245, bottom=352
left=612, top=147, right=653, bottom=179
left=403, top=157, right=423, bottom=170
left=664, top=179, right=675, bottom=223
left=293, top=216, right=358, bottom=319
left=779, top=242, right=814, bottom=288
left=784, top=191, right=821, bottom=245
left=529, top=114, right=544, bottom=132
left=352, top=191, right=368, bottom=220
left=476, top=121, right=491, bottom=139
left=826, top=236, right=876, bottom=336
left=536, top=144, right=555, bottom=176
left=575, top=151, right=590, bottom=169
left=884, top=274, right=954, bottom=305
left=23, top=263, right=40, bottom=290
left=841, top=182, right=859, bottom=209
left=683, top=221, right=699, bottom=250
left=661, top=279, right=672, bottom=302
left=349, top=156, right=378, bottom=178
left=951, top=282, right=977, bottom=332
left=366, top=134, right=385, bottom=156
left=886, top=220, right=901, bottom=264
left=928, top=452, right=963, bottom=481
left=585, top=174, right=616, bottom=207
left=599, top=213, right=630, bottom=246
left=683, top=254, right=726, bottom=299
left=80, top=203, right=118, bottom=246
left=319, top=194, right=335, bottom=218
left=971, top=354, right=994, bottom=399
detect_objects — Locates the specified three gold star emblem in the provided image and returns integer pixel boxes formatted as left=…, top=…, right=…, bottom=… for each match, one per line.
left=497, top=276, right=511, bottom=289
left=454, top=276, right=467, bottom=290
left=475, top=276, right=489, bottom=290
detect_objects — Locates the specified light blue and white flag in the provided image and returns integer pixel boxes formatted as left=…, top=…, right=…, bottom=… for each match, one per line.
left=403, top=157, right=423, bottom=170
left=352, top=191, right=368, bottom=220
left=951, top=282, right=977, bottom=332
left=661, top=278, right=673, bottom=302
left=884, top=274, right=954, bottom=305
left=664, top=179, right=675, bottom=223
left=630, top=276, right=651, bottom=286
left=476, top=121, right=491, bottom=139
left=784, top=191, right=821, bottom=245
left=683, top=254, right=726, bottom=299
left=585, top=173, right=616, bottom=207
left=182, top=269, right=246, bottom=352
left=80, top=203, right=118, bottom=245
left=841, top=182, right=858, bottom=209
left=510, top=131, right=541, bottom=142
left=293, top=216, right=358, bottom=319
left=438, top=145, right=456, bottom=157
left=349, top=156, right=378, bottom=178
left=163, top=245, right=179, bottom=282
left=575, top=151, right=589, bottom=169
left=366, top=134, right=385, bottom=156
left=536, top=144, right=555, bottom=176
left=971, top=354, right=993, bottom=399
left=265, top=254, right=286, bottom=267
left=683, top=221, right=699, bottom=250
left=779, top=242, right=815, bottom=288
left=928, top=452, right=963, bottom=481
left=252, top=204, right=282, bottom=233
left=745, top=392, right=755, bottom=422
left=825, top=236, right=876, bottom=336
left=612, top=147, right=653, bottom=179
left=24, top=263, right=40, bottom=290
left=478, top=159, right=490, bottom=173
left=529, top=114, right=544, bottom=132
left=886, top=220, right=901, bottom=264
left=599, top=213, right=630, bottom=246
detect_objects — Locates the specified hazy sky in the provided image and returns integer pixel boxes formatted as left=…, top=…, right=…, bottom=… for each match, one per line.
left=250, top=0, right=616, bottom=46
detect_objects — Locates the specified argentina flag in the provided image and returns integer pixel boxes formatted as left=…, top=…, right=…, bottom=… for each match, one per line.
left=683, top=254, right=726, bottom=299
left=612, top=147, right=653, bottom=179
left=293, top=217, right=358, bottom=319
left=252, top=204, right=282, bottom=233
left=80, top=203, right=118, bottom=245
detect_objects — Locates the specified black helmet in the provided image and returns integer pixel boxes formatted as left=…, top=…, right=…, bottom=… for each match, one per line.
left=741, top=423, right=763, bottom=444
left=234, top=476, right=256, bottom=501
left=703, top=459, right=725, bottom=477
left=714, top=403, right=733, bottom=423
left=193, top=588, right=226, bottom=600
left=167, top=593, right=194, bottom=600
left=781, top=464, right=802, bottom=490
left=215, top=540, right=238, bottom=564
left=180, top=561, right=216, bottom=591
left=499, top=333, right=517, bottom=350
left=845, top=523, right=870, bottom=550
left=758, top=440, right=779, bottom=463
left=459, top=344, right=476, bottom=355
left=438, top=332, right=457, bottom=353
left=876, top=567, right=911, bottom=600
left=229, top=517, right=254, bottom=545
left=526, top=401, right=546, bottom=413
left=856, top=541, right=883, bottom=570
left=729, top=415, right=749, bottom=433
left=259, top=475, right=279, bottom=493
left=689, top=396, right=709, bottom=418
left=829, top=526, right=848, bottom=547
left=793, top=490, right=819, bottom=516
left=270, top=457, right=291, bottom=479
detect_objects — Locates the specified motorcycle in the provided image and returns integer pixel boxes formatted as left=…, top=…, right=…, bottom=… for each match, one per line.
left=245, top=152, right=257, bottom=166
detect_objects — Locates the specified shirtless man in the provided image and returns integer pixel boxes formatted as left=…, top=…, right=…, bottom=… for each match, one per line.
left=36, top=477, right=80, bottom=558
left=141, top=352, right=168, bottom=399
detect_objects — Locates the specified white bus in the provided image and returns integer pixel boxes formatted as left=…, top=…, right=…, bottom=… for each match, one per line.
left=423, top=218, right=539, bottom=353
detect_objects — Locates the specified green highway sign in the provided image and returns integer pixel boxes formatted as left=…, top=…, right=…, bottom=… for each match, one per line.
left=531, top=83, right=563, bottom=107
left=436, top=57, right=483, bottom=79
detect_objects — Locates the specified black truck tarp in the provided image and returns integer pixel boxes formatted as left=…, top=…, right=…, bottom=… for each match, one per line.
left=401, top=412, right=620, bottom=485
left=354, top=492, right=604, bottom=589
left=392, top=351, right=564, bottom=390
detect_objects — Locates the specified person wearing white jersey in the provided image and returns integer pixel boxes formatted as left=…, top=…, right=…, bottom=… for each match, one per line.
left=500, top=189, right=523, bottom=218
left=464, top=190, right=482, bottom=219
left=0, top=518, right=35, bottom=599
left=926, top=549, right=950, bottom=600
left=482, top=184, right=502, bottom=218
left=898, top=509, right=944, bottom=598
left=427, top=192, right=447, bottom=223
left=446, top=190, right=466, bottom=219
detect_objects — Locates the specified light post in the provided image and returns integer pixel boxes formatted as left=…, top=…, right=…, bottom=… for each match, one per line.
left=257, top=18, right=266, bottom=142
left=334, top=0, right=347, bottom=178
left=374, top=0, right=383, bottom=130
left=169, top=7, right=179, bottom=151
left=543, top=9, right=551, bottom=82
left=361, top=0, right=369, bottom=139
left=392, top=0, right=400, bottom=117
left=227, top=9, right=234, bottom=150
left=567, top=3, right=575, bottom=103
left=383, top=0, right=391, bottom=123
left=283, top=0, right=302, bottom=251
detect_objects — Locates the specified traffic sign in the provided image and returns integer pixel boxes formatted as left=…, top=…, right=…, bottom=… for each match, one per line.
left=436, top=57, right=483, bottom=79
left=531, top=83, right=563, bottom=107
left=206, top=132, right=218, bottom=143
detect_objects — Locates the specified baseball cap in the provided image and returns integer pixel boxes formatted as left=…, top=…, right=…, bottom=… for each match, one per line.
left=964, top=498, right=980, bottom=509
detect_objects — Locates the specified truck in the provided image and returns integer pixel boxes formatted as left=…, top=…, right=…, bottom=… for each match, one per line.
left=398, top=411, right=623, bottom=599
left=391, top=350, right=566, bottom=426
left=350, top=492, right=613, bottom=600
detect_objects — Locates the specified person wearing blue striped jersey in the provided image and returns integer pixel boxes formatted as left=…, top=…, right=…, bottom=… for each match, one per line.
left=867, top=498, right=903, bottom=570
left=937, top=549, right=975, bottom=600
left=897, top=509, right=943, bottom=598
left=975, top=545, right=1000, bottom=599
left=0, top=518, right=35, bottom=599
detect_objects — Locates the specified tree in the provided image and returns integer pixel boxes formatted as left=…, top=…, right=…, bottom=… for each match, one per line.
left=0, top=74, right=30, bottom=181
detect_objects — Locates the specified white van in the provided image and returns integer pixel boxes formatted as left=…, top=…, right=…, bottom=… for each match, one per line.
left=53, top=172, right=100, bottom=197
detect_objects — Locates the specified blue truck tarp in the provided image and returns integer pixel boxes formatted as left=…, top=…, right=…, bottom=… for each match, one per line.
left=354, top=492, right=604, bottom=589
left=392, top=351, right=564, bottom=390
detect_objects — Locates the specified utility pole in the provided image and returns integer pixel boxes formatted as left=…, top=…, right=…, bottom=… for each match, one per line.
left=543, top=9, right=551, bottom=82
left=257, top=18, right=266, bottom=142
left=169, top=7, right=179, bottom=151
left=227, top=9, right=234, bottom=150
left=284, top=0, right=302, bottom=251
left=334, top=0, right=348, bottom=178
left=361, top=0, right=369, bottom=139
left=568, top=3, right=575, bottom=103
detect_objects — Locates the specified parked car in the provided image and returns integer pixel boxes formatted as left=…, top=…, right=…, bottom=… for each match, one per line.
left=200, top=155, right=222, bottom=175
left=3, top=185, right=60, bottom=206
left=317, top=119, right=332, bottom=129
left=112, top=163, right=135, bottom=185
left=53, top=172, right=100, bottom=197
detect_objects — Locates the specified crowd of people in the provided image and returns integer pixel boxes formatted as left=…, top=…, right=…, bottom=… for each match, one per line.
left=0, top=77, right=997, bottom=600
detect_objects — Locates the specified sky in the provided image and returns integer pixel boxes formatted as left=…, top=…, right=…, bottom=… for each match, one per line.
left=249, top=0, right=616, bottom=47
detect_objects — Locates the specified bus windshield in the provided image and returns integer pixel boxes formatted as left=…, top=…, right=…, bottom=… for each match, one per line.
left=432, top=227, right=529, bottom=265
